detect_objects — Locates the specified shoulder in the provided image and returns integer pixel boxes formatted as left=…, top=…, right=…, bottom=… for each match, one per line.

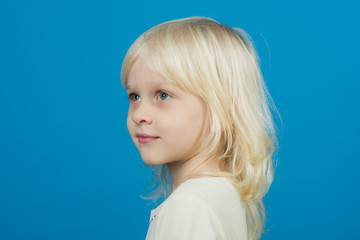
left=154, top=191, right=226, bottom=239
left=161, top=177, right=240, bottom=213
left=153, top=177, right=247, bottom=240
left=174, top=177, right=246, bottom=222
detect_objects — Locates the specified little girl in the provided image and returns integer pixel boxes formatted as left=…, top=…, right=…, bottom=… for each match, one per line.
left=121, top=17, right=278, bottom=240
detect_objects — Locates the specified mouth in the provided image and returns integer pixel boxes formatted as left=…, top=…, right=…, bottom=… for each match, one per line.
left=136, top=133, right=160, bottom=144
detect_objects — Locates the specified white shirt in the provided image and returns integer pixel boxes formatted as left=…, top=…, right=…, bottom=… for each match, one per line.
left=145, top=177, right=248, bottom=240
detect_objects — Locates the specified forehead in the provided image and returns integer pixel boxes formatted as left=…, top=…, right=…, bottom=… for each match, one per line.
left=126, top=57, right=174, bottom=89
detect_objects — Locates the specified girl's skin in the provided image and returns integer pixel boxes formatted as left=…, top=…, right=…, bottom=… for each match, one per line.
left=126, top=57, right=219, bottom=189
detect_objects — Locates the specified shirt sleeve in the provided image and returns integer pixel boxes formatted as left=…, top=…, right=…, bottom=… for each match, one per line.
left=154, top=193, right=227, bottom=240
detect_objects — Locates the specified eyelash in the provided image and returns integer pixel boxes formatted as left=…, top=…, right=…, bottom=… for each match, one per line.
left=128, top=93, right=140, bottom=102
left=127, top=91, right=171, bottom=102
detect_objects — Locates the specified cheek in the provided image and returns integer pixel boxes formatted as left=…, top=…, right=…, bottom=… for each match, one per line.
left=165, top=109, right=204, bottom=139
left=126, top=116, right=139, bottom=149
left=126, top=113, right=134, bottom=135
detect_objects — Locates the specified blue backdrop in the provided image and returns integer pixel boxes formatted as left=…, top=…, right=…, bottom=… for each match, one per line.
left=1, top=0, right=359, bottom=239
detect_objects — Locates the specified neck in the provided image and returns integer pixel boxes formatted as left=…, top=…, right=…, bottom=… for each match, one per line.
left=167, top=152, right=219, bottom=191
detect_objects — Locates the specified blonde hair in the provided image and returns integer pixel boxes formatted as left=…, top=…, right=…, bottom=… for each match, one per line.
left=121, top=17, right=279, bottom=240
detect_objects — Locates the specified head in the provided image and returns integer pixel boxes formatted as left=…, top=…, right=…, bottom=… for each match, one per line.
left=121, top=17, right=278, bottom=240
left=122, top=17, right=266, bottom=167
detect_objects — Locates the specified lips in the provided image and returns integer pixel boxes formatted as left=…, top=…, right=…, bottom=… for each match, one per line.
left=136, top=133, right=160, bottom=144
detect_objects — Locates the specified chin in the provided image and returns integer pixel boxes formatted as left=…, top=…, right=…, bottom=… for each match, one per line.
left=141, top=156, right=163, bottom=166
left=143, top=161, right=163, bottom=167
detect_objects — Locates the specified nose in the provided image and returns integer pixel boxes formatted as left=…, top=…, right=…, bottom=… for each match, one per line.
left=131, top=102, right=152, bottom=125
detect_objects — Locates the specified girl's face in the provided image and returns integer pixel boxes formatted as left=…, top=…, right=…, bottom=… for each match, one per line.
left=126, top=57, right=207, bottom=167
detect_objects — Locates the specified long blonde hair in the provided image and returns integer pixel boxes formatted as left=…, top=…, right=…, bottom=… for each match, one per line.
left=121, top=16, right=279, bottom=240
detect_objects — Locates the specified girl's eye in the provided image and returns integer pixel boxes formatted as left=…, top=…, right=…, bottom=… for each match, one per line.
left=129, top=94, right=140, bottom=101
left=158, top=92, right=171, bottom=101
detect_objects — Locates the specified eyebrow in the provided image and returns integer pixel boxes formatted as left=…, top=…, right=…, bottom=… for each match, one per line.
left=126, top=82, right=178, bottom=91
left=126, top=83, right=136, bottom=91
